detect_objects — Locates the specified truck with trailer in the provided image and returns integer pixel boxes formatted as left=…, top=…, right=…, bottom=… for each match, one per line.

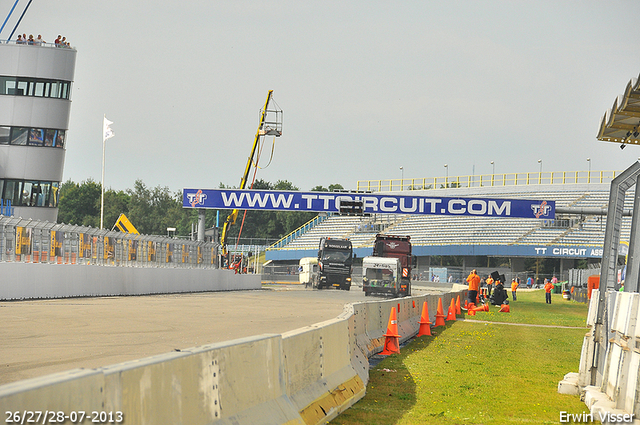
left=365, top=234, right=415, bottom=297
left=361, top=256, right=403, bottom=297
left=316, top=237, right=353, bottom=290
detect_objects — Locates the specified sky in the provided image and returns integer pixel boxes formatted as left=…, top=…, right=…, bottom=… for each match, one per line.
left=5, top=1, right=640, bottom=194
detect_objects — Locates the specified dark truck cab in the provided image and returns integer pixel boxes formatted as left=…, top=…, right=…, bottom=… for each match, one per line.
left=370, top=234, right=415, bottom=297
left=317, top=237, right=353, bottom=290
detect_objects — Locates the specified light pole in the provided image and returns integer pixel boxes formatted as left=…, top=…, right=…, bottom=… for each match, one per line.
left=444, top=164, right=448, bottom=187
left=490, top=161, right=495, bottom=186
left=538, top=159, right=542, bottom=184
left=400, top=166, right=404, bottom=190
left=587, top=158, right=591, bottom=183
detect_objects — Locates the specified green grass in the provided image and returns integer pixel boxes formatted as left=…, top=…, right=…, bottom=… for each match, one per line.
left=332, top=291, right=589, bottom=424
left=464, top=290, right=589, bottom=328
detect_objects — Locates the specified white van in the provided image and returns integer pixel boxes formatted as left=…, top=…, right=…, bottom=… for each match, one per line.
left=362, top=256, right=402, bottom=297
left=298, top=257, right=318, bottom=288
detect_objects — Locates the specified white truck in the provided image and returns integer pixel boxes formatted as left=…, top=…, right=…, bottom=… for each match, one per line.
left=362, top=256, right=403, bottom=297
left=298, top=257, right=318, bottom=288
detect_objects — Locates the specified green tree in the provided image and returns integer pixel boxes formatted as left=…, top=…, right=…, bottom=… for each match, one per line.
left=99, top=189, right=131, bottom=230
left=57, top=179, right=101, bottom=226
left=127, top=180, right=184, bottom=235
left=311, top=183, right=344, bottom=192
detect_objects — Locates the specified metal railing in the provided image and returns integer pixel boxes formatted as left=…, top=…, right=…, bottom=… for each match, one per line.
left=1, top=39, right=75, bottom=49
left=0, top=216, right=218, bottom=268
left=268, top=214, right=329, bottom=249
left=357, top=170, right=619, bottom=192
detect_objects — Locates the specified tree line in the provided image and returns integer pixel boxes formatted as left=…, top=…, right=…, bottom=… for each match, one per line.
left=57, top=179, right=343, bottom=242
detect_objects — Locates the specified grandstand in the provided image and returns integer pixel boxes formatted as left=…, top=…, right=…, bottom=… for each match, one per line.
left=265, top=172, right=633, bottom=268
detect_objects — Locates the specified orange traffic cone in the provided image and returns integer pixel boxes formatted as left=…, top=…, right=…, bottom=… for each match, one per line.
left=499, top=304, right=510, bottom=313
left=417, top=301, right=432, bottom=337
left=456, top=296, right=462, bottom=315
left=380, top=307, right=401, bottom=355
left=472, top=304, right=486, bottom=313
left=446, top=298, right=456, bottom=321
left=467, top=304, right=476, bottom=316
left=434, top=298, right=446, bottom=327
left=483, top=304, right=490, bottom=312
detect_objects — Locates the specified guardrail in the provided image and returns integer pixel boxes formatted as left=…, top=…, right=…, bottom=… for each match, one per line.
left=357, top=170, right=619, bottom=192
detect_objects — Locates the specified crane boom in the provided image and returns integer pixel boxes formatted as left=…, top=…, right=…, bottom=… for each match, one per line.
left=220, top=90, right=281, bottom=261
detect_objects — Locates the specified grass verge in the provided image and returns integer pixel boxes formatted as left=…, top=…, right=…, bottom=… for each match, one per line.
left=332, top=291, right=589, bottom=424
left=465, top=290, right=589, bottom=328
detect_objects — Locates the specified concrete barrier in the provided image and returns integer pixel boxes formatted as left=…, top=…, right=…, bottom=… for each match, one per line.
left=0, top=263, right=261, bottom=300
left=0, top=289, right=466, bottom=424
left=559, top=290, right=640, bottom=422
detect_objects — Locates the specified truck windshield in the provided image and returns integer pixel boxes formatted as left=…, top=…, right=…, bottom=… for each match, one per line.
left=321, top=248, right=352, bottom=263
left=365, top=268, right=394, bottom=280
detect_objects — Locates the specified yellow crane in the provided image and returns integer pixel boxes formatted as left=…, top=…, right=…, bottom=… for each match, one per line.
left=113, top=213, right=139, bottom=234
left=220, top=90, right=282, bottom=263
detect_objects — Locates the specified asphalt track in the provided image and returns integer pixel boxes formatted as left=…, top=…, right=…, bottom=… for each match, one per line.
left=0, top=282, right=447, bottom=385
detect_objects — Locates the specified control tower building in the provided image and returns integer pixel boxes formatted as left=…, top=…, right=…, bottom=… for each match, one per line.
left=0, top=40, right=76, bottom=222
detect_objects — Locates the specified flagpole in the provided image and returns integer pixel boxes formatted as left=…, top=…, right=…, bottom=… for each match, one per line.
left=100, top=114, right=106, bottom=229
left=100, top=116, right=114, bottom=230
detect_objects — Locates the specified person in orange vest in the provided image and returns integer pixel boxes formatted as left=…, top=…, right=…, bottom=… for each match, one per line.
left=511, top=278, right=518, bottom=301
left=466, top=269, right=481, bottom=305
left=544, top=278, right=554, bottom=304
left=486, top=275, right=494, bottom=297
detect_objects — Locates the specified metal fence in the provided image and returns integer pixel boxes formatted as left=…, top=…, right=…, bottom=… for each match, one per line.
left=357, top=170, right=619, bottom=192
left=0, top=216, right=219, bottom=268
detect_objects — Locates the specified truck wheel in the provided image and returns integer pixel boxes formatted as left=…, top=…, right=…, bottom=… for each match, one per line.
left=342, top=284, right=351, bottom=291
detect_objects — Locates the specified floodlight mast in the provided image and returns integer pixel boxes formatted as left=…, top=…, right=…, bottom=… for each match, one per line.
left=219, top=90, right=282, bottom=261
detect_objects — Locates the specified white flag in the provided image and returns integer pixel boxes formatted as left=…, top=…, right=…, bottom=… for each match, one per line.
left=103, top=116, right=115, bottom=141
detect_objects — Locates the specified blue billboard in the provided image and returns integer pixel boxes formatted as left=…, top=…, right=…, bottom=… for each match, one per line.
left=183, top=188, right=555, bottom=220
left=265, top=244, right=604, bottom=261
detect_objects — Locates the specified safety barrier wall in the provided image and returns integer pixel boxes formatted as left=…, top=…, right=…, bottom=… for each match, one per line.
left=0, top=290, right=465, bottom=424
left=0, top=262, right=261, bottom=300
left=558, top=290, right=640, bottom=422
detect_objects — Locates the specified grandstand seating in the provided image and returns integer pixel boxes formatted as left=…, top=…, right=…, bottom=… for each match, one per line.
left=268, top=185, right=634, bottom=252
